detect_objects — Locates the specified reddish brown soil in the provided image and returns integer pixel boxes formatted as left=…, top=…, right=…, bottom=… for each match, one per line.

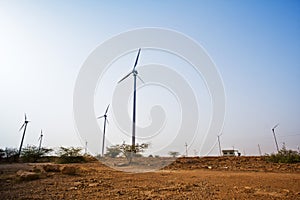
left=0, top=157, right=299, bottom=200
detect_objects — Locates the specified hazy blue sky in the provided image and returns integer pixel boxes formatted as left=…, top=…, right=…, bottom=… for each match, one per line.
left=0, top=0, right=299, bottom=156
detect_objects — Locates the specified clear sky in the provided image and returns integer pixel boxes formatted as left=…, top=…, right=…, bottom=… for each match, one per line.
left=0, top=0, right=299, bottom=156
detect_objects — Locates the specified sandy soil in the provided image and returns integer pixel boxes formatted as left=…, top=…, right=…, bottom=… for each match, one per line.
left=0, top=157, right=299, bottom=200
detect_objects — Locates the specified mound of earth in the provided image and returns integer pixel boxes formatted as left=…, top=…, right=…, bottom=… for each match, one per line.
left=0, top=157, right=299, bottom=199
left=164, top=156, right=300, bottom=173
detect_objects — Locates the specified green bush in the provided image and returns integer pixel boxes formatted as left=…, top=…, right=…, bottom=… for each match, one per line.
left=168, top=151, right=179, bottom=158
left=57, top=147, right=82, bottom=157
left=21, top=145, right=53, bottom=162
left=0, top=148, right=5, bottom=159
left=56, top=147, right=86, bottom=164
left=4, top=147, right=18, bottom=158
left=1, top=147, right=19, bottom=162
left=116, top=143, right=149, bottom=162
left=266, top=145, right=300, bottom=163
left=105, top=145, right=121, bottom=158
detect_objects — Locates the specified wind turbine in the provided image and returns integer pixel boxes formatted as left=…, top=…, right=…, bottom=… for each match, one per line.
left=118, top=48, right=143, bottom=153
left=217, top=133, right=222, bottom=156
left=38, top=129, right=43, bottom=153
left=258, top=144, right=262, bottom=156
left=272, top=124, right=279, bottom=152
left=18, top=113, right=30, bottom=157
left=85, top=140, right=88, bottom=155
left=97, top=104, right=110, bottom=157
left=185, top=142, right=188, bottom=157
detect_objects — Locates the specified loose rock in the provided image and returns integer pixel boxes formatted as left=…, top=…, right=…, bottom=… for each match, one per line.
left=61, top=166, right=77, bottom=175
left=16, top=170, right=40, bottom=181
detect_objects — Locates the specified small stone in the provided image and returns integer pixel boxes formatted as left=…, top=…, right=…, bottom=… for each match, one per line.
left=16, top=170, right=40, bottom=181
left=116, top=163, right=128, bottom=167
left=74, top=182, right=82, bottom=186
left=88, top=183, right=99, bottom=187
left=282, top=189, right=290, bottom=193
left=32, top=166, right=45, bottom=173
left=61, top=166, right=77, bottom=175
left=43, top=164, right=61, bottom=172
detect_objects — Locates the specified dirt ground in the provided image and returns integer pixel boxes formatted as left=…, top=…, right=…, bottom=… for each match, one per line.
left=0, top=157, right=299, bottom=200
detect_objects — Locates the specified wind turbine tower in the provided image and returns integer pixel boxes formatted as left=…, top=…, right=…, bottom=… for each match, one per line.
left=97, top=105, right=110, bottom=157
left=185, top=142, right=188, bottom=157
left=38, top=129, right=43, bottom=153
left=258, top=144, right=262, bottom=156
left=18, top=114, right=30, bottom=157
left=272, top=124, right=279, bottom=152
left=85, top=140, right=88, bottom=155
left=118, top=48, right=143, bottom=152
left=217, top=134, right=222, bottom=156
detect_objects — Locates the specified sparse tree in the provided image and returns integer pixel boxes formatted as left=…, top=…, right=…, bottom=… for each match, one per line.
left=5, top=147, right=18, bottom=158
left=3, top=147, right=18, bottom=162
left=57, top=147, right=82, bottom=157
left=267, top=144, right=300, bottom=163
left=168, top=151, right=179, bottom=158
left=56, top=147, right=85, bottom=163
left=116, top=142, right=149, bottom=162
left=0, top=148, right=5, bottom=159
left=105, top=145, right=121, bottom=158
left=21, top=145, right=52, bottom=162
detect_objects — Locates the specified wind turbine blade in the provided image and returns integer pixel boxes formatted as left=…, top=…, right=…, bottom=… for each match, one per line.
left=106, top=119, right=109, bottom=125
left=137, top=75, right=145, bottom=84
left=97, top=115, right=104, bottom=119
left=105, top=104, right=110, bottom=115
left=19, top=123, right=25, bottom=131
left=273, top=123, right=279, bottom=129
left=133, top=48, right=141, bottom=70
left=118, top=71, right=132, bottom=83
left=24, top=113, right=27, bottom=121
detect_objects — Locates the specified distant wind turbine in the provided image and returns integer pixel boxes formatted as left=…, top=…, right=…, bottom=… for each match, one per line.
left=18, top=113, right=30, bottom=157
left=118, top=48, right=143, bottom=153
left=272, top=123, right=279, bottom=152
left=185, top=142, right=188, bottom=157
left=85, top=140, right=88, bottom=155
left=97, top=104, right=110, bottom=157
left=258, top=144, right=262, bottom=156
left=38, top=129, right=43, bottom=153
left=217, top=133, right=222, bottom=156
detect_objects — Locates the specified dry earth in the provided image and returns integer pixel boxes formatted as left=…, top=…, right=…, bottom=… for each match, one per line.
left=0, top=157, right=299, bottom=200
